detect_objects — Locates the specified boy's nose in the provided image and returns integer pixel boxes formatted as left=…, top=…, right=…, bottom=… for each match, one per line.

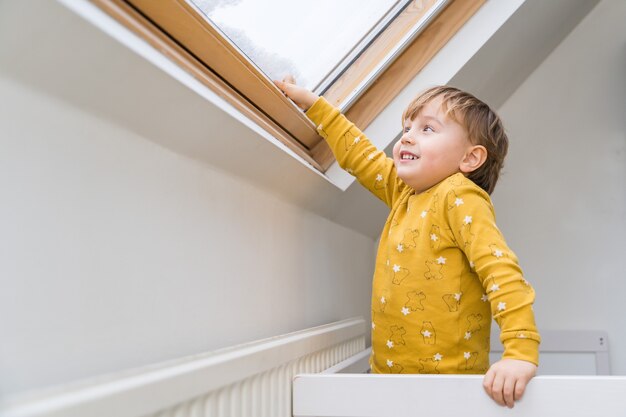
left=401, top=133, right=415, bottom=144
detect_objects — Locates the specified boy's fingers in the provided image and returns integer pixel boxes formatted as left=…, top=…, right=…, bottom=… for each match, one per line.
left=503, top=377, right=516, bottom=408
left=273, top=80, right=291, bottom=98
left=514, top=378, right=527, bottom=401
left=482, top=369, right=495, bottom=397
left=282, top=74, right=296, bottom=84
left=490, top=373, right=505, bottom=406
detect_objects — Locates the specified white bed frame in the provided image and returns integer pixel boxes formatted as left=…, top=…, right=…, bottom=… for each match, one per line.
left=293, top=329, right=626, bottom=417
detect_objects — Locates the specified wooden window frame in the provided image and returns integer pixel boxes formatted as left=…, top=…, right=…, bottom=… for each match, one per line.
left=320, top=0, right=449, bottom=108
left=342, top=0, right=485, bottom=130
left=92, top=0, right=484, bottom=173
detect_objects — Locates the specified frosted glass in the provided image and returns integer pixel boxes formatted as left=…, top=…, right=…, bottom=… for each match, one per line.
left=190, top=0, right=401, bottom=90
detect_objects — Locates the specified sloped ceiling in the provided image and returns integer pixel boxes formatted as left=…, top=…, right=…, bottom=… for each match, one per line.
left=336, top=0, right=601, bottom=238
left=450, top=0, right=601, bottom=109
left=0, top=0, right=600, bottom=239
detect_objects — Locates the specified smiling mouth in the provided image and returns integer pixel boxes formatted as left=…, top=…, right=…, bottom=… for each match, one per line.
left=400, top=151, right=419, bottom=161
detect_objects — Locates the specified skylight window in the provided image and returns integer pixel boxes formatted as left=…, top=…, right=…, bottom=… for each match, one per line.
left=190, top=0, right=406, bottom=91
left=96, top=0, right=484, bottom=172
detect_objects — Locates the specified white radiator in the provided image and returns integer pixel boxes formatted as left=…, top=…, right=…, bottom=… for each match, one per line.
left=0, top=318, right=366, bottom=417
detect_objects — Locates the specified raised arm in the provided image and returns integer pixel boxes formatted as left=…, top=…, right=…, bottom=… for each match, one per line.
left=274, top=79, right=407, bottom=207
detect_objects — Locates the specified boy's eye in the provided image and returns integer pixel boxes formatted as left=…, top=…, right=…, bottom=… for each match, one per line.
left=403, top=126, right=411, bottom=133
left=423, top=125, right=434, bottom=132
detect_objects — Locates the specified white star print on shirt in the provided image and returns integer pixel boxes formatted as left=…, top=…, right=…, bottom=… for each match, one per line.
left=380, top=296, right=386, bottom=304
left=464, top=215, right=473, bottom=225
left=430, top=234, right=438, bottom=241
left=397, top=244, right=404, bottom=253
left=367, top=153, right=375, bottom=160
left=393, top=264, right=401, bottom=273
left=490, top=283, right=500, bottom=292
left=372, top=322, right=376, bottom=329
left=436, top=256, right=446, bottom=265
left=498, top=302, right=507, bottom=311
left=386, top=340, right=394, bottom=348
left=353, top=136, right=360, bottom=144
left=387, top=359, right=394, bottom=367
left=401, top=307, right=410, bottom=316
left=433, top=353, right=443, bottom=361
left=454, top=292, right=462, bottom=301
left=469, top=261, right=475, bottom=269
left=463, top=352, right=471, bottom=359
left=421, top=211, right=427, bottom=218
left=464, top=331, right=472, bottom=340
left=376, top=174, right=383, bottom=182
left=422, top=330, right=432, bottom=338
left=493, top=249, right=503, bottom=258
left=481, top=294, right=489, bottom=302
left=455, top=198, right=464, bottom=207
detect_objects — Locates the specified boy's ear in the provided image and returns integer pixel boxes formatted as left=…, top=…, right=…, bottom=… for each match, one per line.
left=460, top=145, right=487, bottom=173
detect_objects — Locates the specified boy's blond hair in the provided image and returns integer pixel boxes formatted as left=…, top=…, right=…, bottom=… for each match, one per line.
left=402, top=86, right=508, bottom=195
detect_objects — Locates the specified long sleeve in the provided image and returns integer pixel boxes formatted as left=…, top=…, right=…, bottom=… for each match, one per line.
left=306, top=97, right=408, bottom=208
left=443, top=181, right=541, bottom=365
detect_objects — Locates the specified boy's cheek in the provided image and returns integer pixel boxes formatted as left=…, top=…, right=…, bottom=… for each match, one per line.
left=392, top=146, right=403, bottom=163
left=392, top=141, right=401, bottom=155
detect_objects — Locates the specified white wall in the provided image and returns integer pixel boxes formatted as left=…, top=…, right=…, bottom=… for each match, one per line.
left=1, top=0, right=624, bottom=401
left=0, top=76, right=374, bottom=397
left=493, top=0, right=626, bottom=374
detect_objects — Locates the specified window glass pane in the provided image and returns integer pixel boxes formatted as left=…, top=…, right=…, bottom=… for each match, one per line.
left=190, top=0, right=401, bottom=91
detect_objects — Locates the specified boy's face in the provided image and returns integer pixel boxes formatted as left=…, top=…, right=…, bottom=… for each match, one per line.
left=392, top=96, right=472, bottom=193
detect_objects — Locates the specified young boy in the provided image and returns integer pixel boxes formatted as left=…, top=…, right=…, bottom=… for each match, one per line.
left=274, top=79, right=540, bottom=409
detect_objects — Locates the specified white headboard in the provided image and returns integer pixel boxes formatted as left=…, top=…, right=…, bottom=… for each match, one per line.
left=322, top=328, right=611, bottom=376
left=293, top=327, right=620, bottom=417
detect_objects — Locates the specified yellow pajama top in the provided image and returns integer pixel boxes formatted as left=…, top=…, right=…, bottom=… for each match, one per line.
left=306, top=97, right=540, bottom=374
